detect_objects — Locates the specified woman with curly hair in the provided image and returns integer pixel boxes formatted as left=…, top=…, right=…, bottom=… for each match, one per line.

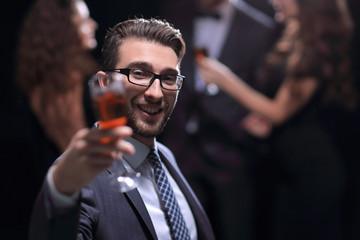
left=16, top=0, right=99, bottom=152
left=197, top=0, right=357, bottom=239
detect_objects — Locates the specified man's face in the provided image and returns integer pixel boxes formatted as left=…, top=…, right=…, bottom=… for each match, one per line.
left=116, top=38, right=180, bottom=144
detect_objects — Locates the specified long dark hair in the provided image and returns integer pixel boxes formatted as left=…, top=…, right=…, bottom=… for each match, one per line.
left=16, top=0, right=99, bottom=150
left=16, top=0, right=98, bottom=95
left=264, top=0, right=357, bottom=110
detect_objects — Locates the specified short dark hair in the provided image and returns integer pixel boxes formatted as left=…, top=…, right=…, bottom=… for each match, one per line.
left=100, top=18, right=186, bottom=70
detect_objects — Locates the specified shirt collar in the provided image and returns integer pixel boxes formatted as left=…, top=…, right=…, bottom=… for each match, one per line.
left=123, top=137, right=158, bottom=169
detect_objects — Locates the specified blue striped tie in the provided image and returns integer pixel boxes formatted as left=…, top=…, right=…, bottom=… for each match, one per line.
left=147, top=149, right=191, bottom=240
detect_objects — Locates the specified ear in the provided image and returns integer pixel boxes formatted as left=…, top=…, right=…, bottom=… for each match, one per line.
left=96, top=71, right=108, bottom=88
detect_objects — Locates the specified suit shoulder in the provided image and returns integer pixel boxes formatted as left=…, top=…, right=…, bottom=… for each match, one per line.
left=232, top=0, right=275, bottom=29
left=157, top=142, right=175, bottom=159
left=156, top=142, right=180, bottom=167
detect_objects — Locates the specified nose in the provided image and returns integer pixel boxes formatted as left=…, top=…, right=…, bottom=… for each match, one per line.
left=84, top=17, right=98, bottom=32
left=90, top=17, right=98, bottom=31
left=144, top=78, right=164, bottom=100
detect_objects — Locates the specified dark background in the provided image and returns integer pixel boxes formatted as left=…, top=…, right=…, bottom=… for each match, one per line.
left=1, top=0, right=359, bottom=239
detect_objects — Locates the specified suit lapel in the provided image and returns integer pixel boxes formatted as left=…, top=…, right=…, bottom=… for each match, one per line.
left=124, top=190, right=157, bottom=240
left=159, top=151, right=215, bottom=240
left=108, top=149, right=214, bottom=240
left=108, top=164, right=157, bottom=239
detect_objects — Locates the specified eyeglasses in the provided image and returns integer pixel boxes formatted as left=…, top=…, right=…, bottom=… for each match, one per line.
left=105, top=68, right=185, bottom=91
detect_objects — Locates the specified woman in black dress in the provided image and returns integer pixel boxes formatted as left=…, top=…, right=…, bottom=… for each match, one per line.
left=196, top=0, right=358, bottom=239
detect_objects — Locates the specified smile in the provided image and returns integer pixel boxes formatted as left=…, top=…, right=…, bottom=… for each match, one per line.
left=138, top=104, right=162, bottom=116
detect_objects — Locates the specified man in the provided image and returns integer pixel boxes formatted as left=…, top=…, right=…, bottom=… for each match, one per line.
left=159, top=0, right=279, bottom=239
left=29, top=18, right=215, bottom=240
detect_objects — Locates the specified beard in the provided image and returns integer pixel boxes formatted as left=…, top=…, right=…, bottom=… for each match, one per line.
left=127, top=111, right=170, bottom=138
left=126, top=98, right=176, bottom=138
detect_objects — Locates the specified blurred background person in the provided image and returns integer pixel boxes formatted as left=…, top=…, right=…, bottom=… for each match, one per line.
left=197, top=0, right=358, bottom=239
left=16, top=0, right=99, bottom=152
left=1, top=0, right=166, bottom=238
left=159, top=0, right=280, bottom=239
left=245, top=0, right=277, bottom=17
left=1, top=0, right=98, bottom=238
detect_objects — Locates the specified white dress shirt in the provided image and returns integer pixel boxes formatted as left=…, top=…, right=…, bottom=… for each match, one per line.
left=47, top=137, right=197, bottom=240
left=193, top=0, right=236, bottom=92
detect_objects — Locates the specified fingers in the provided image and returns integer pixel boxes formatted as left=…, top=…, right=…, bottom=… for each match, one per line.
left=241, top=114, right=272, bottom=139
left=75, top=138, right=134, bottom=156
left=52, top=126, right=135, bottom=195
left=69, top=127, right=135, bottom=163
left=86, top=126, right=133, bottom=142
left=116, top=139, right=135, bottom=155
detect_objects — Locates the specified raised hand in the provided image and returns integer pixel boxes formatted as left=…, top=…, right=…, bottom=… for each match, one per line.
left=52, top=126, right=134, bottom=196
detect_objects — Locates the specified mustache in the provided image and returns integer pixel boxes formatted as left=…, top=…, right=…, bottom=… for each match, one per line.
left=135, top=98, right=169, bottom=109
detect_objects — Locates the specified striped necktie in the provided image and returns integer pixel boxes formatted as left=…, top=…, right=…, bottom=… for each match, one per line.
left=147, top=149, right=191, bottom=240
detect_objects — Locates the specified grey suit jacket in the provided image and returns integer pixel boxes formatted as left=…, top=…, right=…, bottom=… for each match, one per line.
left=29, top=142, right=215, bottom=240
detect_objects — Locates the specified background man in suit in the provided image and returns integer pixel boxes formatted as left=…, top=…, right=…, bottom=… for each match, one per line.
left=159, top=0, right=279, bottom=239
left=29, top=18, right=215, bottom=240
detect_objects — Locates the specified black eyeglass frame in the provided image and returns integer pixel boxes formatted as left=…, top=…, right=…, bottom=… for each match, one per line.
left=104, top=68, right=185, bottom=91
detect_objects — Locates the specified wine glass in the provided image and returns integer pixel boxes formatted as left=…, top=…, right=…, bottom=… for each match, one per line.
left=88, top=71, right=141, bottom=192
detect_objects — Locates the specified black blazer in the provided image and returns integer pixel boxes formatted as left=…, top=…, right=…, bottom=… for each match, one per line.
left=159, top=0, right=278, bottom=177
left=29, top=142, right=215, bottom=240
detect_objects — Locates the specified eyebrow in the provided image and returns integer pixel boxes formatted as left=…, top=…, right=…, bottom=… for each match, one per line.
left=127, top=62, right=179, bottom=75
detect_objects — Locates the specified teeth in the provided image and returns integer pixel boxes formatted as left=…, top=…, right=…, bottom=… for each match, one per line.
left=140, top=105, right=161, bottom=115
